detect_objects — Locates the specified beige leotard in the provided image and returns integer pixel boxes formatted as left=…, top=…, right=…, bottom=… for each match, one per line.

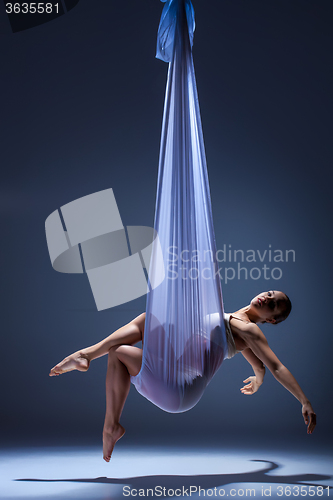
left=224, top=313, right=238, bottom=359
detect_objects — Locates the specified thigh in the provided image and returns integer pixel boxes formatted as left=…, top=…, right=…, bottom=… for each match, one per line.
left=130, top=312, right=146, bottom=343
left=115, top=345, right=143, bottom=377
left=110, top=313, right=146, bottom=347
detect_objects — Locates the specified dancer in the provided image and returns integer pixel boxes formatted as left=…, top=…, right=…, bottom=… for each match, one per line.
left=49, top=290, right=316, bottom=462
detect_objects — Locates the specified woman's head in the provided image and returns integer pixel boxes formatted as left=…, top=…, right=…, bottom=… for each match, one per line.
left=250, top=290, right=292, bottom=324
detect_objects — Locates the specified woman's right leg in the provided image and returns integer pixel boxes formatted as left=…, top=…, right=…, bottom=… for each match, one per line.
left=102, top=344, right=142, bottom=462
left=49, top=313, right=145, bottom=376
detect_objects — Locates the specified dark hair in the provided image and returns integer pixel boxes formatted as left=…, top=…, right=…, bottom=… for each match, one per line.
left=273, top=293, right=292, bottom=324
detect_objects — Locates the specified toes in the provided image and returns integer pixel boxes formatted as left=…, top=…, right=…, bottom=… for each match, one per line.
left=49, top=369, right=61, bottom=376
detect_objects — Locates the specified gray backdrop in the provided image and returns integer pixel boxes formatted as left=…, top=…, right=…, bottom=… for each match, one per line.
left=1, top=0, right=332, bottom=448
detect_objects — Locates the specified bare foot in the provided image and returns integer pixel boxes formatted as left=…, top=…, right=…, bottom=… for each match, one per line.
left=49, top=352, right=90, bottom=376
left=103, top=424, right=125, bottom=462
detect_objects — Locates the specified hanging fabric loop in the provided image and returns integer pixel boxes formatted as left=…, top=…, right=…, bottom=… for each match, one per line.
left=131, top=0, right=229, bottom=413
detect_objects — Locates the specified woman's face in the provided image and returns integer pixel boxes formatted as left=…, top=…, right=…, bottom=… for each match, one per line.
left=251, top=290, right=286, bottom=323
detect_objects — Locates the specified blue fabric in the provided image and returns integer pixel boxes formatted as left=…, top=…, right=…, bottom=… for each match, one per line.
left=131, top=0, right=228, bottom=413
left=156, top=0, right=195, bottom=62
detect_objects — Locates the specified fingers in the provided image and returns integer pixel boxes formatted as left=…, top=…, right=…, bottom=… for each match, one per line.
left=240, top=388, right=253, bottom=395
left=240, top=381, right=253, bottom=393
left=303, top=411, right=316, bottom=434
left=240, top=377, right=256, bottom=395
left=307, top=413, right=317, bottom=434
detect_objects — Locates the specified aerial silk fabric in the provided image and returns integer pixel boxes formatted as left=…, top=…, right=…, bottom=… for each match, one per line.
left=131, top=0, right=229, bottom=413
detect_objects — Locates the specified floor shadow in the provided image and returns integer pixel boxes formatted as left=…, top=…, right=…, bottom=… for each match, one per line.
left=17, top=460, right=332, bottom=497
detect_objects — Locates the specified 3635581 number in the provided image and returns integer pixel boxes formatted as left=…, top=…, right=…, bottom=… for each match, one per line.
left=5, top=3, right=59, bottom=14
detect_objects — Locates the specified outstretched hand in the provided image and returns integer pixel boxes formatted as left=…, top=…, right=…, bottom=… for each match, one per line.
left=240, top=376, right=261, bottom=395
left=302, top=402, right=316, bottom=434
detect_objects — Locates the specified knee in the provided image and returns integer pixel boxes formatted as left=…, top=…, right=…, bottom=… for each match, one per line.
left=107, top=346, right=123, bottom=368
left=108, top=345, right=126, bottom=359
left=113, top=345, right=129, bottom=360
left=108, top=345, right=119, bottom=359
left=112, top=345, right=136, bottom=366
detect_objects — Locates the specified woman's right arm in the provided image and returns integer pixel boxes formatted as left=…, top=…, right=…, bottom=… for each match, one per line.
left=240, top=348, right=266, bottom=394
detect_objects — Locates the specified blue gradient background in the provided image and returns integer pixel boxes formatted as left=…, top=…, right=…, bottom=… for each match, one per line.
left=1, top=0, right=332, bottom=450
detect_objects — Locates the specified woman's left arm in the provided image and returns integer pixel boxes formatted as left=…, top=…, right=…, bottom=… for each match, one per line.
left=246, top=326, right=317, bottom=434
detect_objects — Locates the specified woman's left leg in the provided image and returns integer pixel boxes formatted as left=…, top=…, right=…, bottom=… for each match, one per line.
left=49, top=313, right=145, bottom=376
left=103, top=344, right=142, bottom=462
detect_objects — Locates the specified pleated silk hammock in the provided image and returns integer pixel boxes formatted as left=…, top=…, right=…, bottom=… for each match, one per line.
left=131, top=0, right=235, bottom=413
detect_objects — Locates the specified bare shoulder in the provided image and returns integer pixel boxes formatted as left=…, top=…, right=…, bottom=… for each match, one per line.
left=229, top=316, right=265, bottom=341
left=230, top=316, right=282, bottom=371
